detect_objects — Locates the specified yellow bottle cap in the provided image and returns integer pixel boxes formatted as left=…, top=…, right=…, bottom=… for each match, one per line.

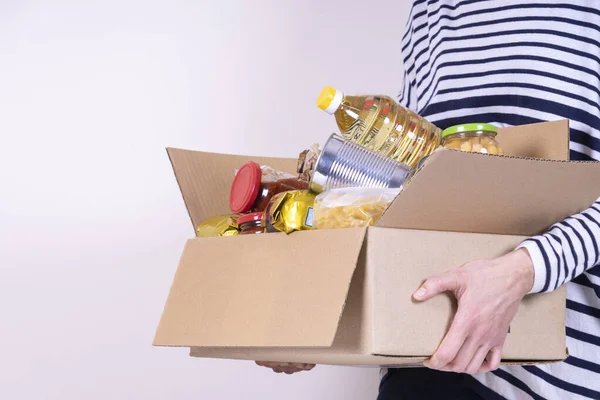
left=317, top=86, right=344, bottom=114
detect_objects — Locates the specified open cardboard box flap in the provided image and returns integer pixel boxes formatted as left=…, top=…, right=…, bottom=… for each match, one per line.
left=378, top=149, right=600, bottom=236
left=167, top=150, right=297, bottom=230
left=153, top=228, right=367, bottom=347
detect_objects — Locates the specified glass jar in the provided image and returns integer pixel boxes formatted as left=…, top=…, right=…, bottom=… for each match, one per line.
left=441, top=123, right=504, bottom=155
left=229, top=161, right=309, bottom=213
left=238, top=212, right=266, bottom=235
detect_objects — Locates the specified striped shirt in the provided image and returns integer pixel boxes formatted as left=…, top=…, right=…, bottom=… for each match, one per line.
left=399, top=1, right=600, bottom=399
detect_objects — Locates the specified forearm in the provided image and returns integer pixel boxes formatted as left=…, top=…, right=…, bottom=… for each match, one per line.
left=518, top=196, right=600, bottom=294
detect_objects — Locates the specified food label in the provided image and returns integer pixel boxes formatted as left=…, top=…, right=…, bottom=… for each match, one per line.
left=305, top=207, right=314, bottom=228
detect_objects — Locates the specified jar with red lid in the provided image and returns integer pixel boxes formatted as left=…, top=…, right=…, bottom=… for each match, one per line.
left=238, top=212, right=266, bottom=235
left=229, top=161, right=309, bottom=213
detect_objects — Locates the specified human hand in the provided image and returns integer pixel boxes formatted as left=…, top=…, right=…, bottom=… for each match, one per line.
left=255, top=361, right=316, bottom=374
left=413, top=248, right=534, bottom=374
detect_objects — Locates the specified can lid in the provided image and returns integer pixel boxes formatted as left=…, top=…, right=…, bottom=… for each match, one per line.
left=317, top=86, right=344, bottom=115
left=441, top=123, right=497, bottom=138
left=230, top=161, right=262, bottom=213
left=238, top=212, right=264, bottom=225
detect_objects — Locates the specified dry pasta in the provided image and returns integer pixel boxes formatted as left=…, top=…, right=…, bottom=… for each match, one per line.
left=313, top=188, right=400, bottom=229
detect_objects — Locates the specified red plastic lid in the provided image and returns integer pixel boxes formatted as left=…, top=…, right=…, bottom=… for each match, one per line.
left=237, top=212, right=264, bottom=225
left=230, top=161, right=262, bottom=213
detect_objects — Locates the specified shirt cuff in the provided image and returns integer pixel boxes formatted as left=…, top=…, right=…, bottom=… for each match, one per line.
left=517, top=241, right=548, bottom=294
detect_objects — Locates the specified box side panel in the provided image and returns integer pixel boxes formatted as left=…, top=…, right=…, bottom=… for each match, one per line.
left=189, top=346, right=427, bottom=367
left=496, top=119, right=569, bottom=161
left=376, top=150, right=600, bottom=236
left=167, top=148, right=297, bottom=229
left=327, top=246, right=372, bottom=354
left=188, top=348, right=560, bottom=367
left=367, top=228, right=566, bottom=361
left=153, top=228, right=366, bottom=347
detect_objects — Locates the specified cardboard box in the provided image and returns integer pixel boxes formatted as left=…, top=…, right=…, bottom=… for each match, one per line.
left=154, top=120, right=600, bottom=366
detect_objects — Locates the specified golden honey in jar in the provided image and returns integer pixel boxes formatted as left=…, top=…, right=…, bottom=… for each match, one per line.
left=238, top=212, right=266, bottom=235
left=441, top=123, right=504, bottom=155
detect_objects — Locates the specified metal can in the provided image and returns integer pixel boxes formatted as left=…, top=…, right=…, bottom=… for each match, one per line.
left=309, top=134, right=411, bottom=193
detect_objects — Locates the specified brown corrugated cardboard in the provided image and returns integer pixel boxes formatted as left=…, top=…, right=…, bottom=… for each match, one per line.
left=376, top=149, right=600, bottom=235
left=155, top=120, right=590, bottom=366
left=168, top=150, right=296, bottom=231
left=154, top=228, right=367, bottom=347
left=159, top=229, right=565, bottom=365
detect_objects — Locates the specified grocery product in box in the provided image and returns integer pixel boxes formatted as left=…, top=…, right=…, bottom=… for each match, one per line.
left=265, top=190, right=315, bottom=234
left=313, top=187, right=400, bottom=229
left=230, top=161, right=309, bottom=213
left=297, top=143, right=321, bottom=182
left=316, top=86, right=442, bottom=167
left=196, top=215, right=240, bottom=237
left=309, top=134, right=410, bottom=194
left=442, top=123, right=504, bottom=155
left=238, top=212, right=266, bottom=235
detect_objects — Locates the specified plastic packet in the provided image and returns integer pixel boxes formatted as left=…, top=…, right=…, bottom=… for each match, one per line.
left=313, top=187, right=401, bottom=229
left=265, top=190, right=316, bottom=234
left=196, top=215, right=240, bottom=237
left=297, top=143, right=321, bottom=182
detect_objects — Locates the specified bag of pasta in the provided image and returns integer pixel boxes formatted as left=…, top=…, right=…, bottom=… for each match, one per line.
left=313, top=188, right=401, bottom=229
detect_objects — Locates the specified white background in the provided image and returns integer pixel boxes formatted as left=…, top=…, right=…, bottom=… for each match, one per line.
left=0, top=1, right=410, bottom=398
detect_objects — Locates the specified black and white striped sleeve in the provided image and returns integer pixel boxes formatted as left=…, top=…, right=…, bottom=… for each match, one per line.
left=518, top=196, right=600, bottom=293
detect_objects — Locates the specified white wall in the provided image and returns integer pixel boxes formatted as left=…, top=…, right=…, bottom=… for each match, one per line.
left=0, top=1, right=410, bottom=399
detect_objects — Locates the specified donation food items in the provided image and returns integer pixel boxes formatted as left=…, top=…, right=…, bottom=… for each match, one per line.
left=265, top=190, right=316, bottom=234
left=238, top=212, right=266, bottom=235
left=194, top=89, right=504, bottom=236
left=309, top=134, right=410, bottom=194
left=196, top=215, right=240, bottom=237
left=297, top=143, right=320, bottom=182
left=313, top=188, right=400, bottom=229
left=229, top=161, right=309, bottom=214
left=441, top=123, right=504, bottom=155
left=316, top=86, right=442, bottom=168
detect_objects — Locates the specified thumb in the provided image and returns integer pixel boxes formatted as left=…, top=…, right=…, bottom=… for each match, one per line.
left=413, top=272, right=460, bottom=301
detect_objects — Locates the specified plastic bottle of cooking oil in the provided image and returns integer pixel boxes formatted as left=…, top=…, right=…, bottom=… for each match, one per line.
left=316, top=86, right=442, bottom=168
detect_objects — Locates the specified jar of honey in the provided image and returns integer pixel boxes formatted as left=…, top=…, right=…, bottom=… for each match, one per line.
left=238, top=212, right=266, bottom=235
left=441, top=123, right=504, bottom=155
left=230, top=161, right=309, bottom=213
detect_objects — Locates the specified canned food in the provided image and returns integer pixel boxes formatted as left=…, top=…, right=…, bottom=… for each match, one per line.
left=309, top=134, right=411, bottom=193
